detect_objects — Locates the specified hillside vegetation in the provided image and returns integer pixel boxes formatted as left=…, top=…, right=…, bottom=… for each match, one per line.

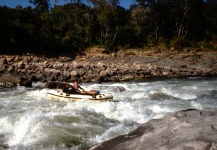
left=0, top=0, right=217, bottom=56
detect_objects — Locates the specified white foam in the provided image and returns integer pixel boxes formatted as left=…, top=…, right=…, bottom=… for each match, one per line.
left=15, top=86, right=26, bottom=91
left=32, top=82, right=46, bottom=88
left=191, top=101, right=203, bottom=110
left=0, top=117, right=14, bottom=134
left=147, top=105, right=174, bottom=119
left=91, top=124, right=131, bottom=143
left=175, top=93, right=197, bottom=100
left=5, top=110, right=46, bottom=147
left=9, top=117, right=33, bottom=146
left=110, top=83, right=129, bottom=90
left=183, top=86, right=198, bottom=90
left=131, top=92, right=148, bottom=99
left=62, top=99, right=152, bottom=125
left=161, top=88, right=197, bottom=100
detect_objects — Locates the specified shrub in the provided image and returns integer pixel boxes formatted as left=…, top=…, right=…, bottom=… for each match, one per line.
left=169, top=36, right=189, bottom=50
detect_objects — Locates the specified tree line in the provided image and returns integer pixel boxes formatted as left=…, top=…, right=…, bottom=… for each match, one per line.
left=0, top=0, right=216, bottom=56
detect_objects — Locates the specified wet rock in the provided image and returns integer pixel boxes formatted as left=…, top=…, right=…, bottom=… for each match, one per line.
left=20, top=77, right=32, bottom=88
left=113, top=86, right=126, bottom=92
left=87, top=109, right=217, bottom=150
left=45, top=81, right=67, bottom=89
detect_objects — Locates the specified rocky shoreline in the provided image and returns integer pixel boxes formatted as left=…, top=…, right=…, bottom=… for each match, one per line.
left=0, top=49, right=216, bottom=87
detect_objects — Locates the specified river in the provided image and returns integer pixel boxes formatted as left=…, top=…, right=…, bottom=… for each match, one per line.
left=0, top=77, right=216, bottom=149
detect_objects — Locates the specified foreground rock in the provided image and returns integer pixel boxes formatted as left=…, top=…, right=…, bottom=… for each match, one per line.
left=88, top=109, right=217, bottom=150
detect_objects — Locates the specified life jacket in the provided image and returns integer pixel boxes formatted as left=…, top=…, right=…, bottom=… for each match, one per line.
left=72, top=82, right=78, bottom=91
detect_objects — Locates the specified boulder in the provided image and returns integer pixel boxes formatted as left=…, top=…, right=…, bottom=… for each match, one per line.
left=0, top=58, right=7, bottom=71
left=0, top=73, right=32, bottom=87
left=19, top=77, right=32, bottom=88
left=87, top=109, right=217, bottom=150
left=0, top=73, right=21, bottom=87
left=0, top=57, right=7, bottom=65
left=96, top=62, right=106, bottom=68
left=70, top=70, right=78, bottom=77
left=99, top=70, right=109, bottom=77
left=45, top=81, right=67, bottom=89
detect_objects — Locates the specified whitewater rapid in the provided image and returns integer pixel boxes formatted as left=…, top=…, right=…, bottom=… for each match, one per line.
left=0, top=77, right=216, bottom=149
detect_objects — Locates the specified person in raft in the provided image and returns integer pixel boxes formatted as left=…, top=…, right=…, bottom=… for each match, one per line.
left=62, top=81, right=85, bottom=94
left=62, top=81, right=100, bottom=98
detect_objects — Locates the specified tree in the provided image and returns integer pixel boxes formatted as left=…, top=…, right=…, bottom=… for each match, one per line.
left=0, top=0, right=216, bottom=55
left=0, top=6, right=40, bottom=54
left=29, top=0, right=50, bottom=13
left=205, top=0, right=217, bottom=39
left=40, top=2, right=93, bottom=55
left=133, top=0, right=164, bottom=44
left=89, top=0, right=125, bottom=51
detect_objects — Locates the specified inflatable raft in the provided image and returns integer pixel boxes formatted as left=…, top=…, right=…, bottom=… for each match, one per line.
left=48, top=89, right=113, bottom=101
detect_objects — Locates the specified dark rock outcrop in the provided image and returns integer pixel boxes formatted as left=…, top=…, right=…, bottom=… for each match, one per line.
left=87, top=109, right=217, bottom=150
left=44, top=81, right=68, bottom=89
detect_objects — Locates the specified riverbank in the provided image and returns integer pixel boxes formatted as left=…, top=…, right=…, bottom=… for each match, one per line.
left=0, top=49, right=217, bottom=87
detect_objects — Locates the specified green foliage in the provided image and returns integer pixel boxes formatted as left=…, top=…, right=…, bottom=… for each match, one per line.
left=0, top=0, right=217, bottom=55
left=197, top=41, right=216, bottom=49
left=29, top=0, right=50, bottom=13
left=170, top=36, right=189, bottom=50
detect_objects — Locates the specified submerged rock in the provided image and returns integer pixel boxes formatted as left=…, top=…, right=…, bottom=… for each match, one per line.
left=87, top=109, right=217, bottom=150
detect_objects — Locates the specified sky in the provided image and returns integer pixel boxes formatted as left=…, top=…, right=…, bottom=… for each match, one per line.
left=0, top=0, right=134, bottom=9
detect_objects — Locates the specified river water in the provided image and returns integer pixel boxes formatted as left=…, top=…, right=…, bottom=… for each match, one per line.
left=0, top=77, right=216, bottom=149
